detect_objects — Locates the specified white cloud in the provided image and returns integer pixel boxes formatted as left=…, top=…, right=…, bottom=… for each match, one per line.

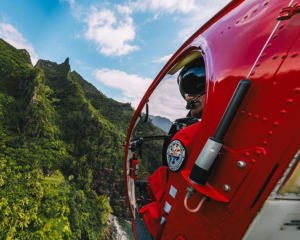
left=147, top=74, right=188, bottom=121
left=78, top=1, right=230, bottom=57
left=84, top=6, right=138, bottom=56
left=116, top=5, right=132, bottom=15
left=131, top=0, right=198, bottom=13
left=130, top=0, right=230, bottom=42
left=93, top=68, right=152, bottom=108
left=152, top=54, right=172, bottom=64
left=177, top=0, right=230, bottom=41
left=93, top=68, right=188, bottom=120
left=0, top=23, right=38, bottom=65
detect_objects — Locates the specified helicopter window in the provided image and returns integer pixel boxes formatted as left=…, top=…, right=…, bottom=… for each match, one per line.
left=131, top=52, right=207, bottom=175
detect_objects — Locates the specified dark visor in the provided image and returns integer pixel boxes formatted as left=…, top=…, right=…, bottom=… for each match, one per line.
left=178, top=66, right=206, bottom=98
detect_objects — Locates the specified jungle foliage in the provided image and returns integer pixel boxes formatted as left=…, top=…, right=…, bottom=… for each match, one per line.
left=0, top=38, right=164, bottom=239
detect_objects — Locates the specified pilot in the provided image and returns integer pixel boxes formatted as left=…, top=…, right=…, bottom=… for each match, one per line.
left=162, top=58, right=206, bottom=166
left=177, top=57, right=206, bottom=118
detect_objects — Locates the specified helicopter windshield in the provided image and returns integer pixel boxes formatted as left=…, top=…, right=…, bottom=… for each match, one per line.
left=131, top=74, right=188, bottom=175
left=133, top=74, right=188, bottom=137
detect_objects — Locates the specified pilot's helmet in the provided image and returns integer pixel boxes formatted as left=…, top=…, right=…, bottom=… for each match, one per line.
left=177, top=58, right=206, bottom=99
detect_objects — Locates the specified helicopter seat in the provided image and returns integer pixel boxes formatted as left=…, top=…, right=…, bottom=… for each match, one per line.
left=139, top=201, right=161, bottom=237
left=138, top=166, right=168, bottom=238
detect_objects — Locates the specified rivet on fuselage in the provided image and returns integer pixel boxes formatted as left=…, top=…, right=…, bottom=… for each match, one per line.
left=240, top=110, right=246, bottom=115
left=273, top=34, right=278, bottom=40
left=262, top=140, right=268, bottom=145
left=244, top=152, right=251, bottom=157
left=237, top=161, right=246, bottom=168
left=248, top=112, right=253, bottom=117
left=286, top=99, right=294, bottom=104
left=282, top=54, right=287, bottom=59
left=261, top=53, right=266, bottom=58
left=294, top=88, right=300, bottom=93
left=176, top=235, right=187, bottom=240
left=267, top=131, right=273, bottom=136
left=262, top=117, right=268, bottom=122
left=256, top=150, right=262, bottom=155
left=273, top=121, right=279, bottom=127
left=263, top=1, right=269, bottom=7
left=244, top=15, right=248, bottom=19
left=280, top=109, right=287, bottom=115
left=228, top=26, right=231, bottom=30
left=253, top=9, right=258, bottom=14
left=272, top=55, right=278, bottom=60
left=223, top=184, right=231, bottom=192
left=236, top=19, right=240, bottom=24
left=255, top=62, right=261, bottom=67
left=220, top=31, right=224, bottom=34
left=266, top=43, right=272, bottom=49
left=291, top=53, right=298, bottom=58
left=251, top=158, right=256, bottom=163
left=244, top=152, right=250, bottom=157
left=254, top=114, right=260, bottom=119
left=279, top=25, right=285, bottom=30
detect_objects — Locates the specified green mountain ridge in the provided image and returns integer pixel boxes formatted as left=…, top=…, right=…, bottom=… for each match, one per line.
left=0, top=38, right=165, bottom=240
left=148, top=115, right=172, bottom=133
left=0, top=38, right=130, bottom=240
left=70, top=70, right=133, bottom=133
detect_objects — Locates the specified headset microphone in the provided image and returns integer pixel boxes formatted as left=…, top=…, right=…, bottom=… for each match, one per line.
left=186, top=100, right=195, bottom=110
left=186, top=99, right=201, bottom=110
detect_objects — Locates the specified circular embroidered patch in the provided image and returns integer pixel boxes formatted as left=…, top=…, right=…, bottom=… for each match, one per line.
left=166, top=140, right=186, bottom=172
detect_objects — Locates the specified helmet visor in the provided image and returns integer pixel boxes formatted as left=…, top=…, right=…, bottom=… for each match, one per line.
left=178, top=66, right=206, bottom=98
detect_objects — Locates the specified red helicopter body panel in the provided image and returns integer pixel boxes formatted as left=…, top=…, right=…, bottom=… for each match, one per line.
left=123, top=0, right=300, bottom=239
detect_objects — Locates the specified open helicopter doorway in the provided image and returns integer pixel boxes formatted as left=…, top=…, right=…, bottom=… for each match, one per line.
left=126, top=50, right=207, bottom=239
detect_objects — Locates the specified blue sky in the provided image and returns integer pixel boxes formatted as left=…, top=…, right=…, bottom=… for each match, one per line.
left=0, top=0, right=229, bottom=109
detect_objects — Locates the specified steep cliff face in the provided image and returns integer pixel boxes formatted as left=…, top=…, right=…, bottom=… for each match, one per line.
left=70, top=70, right=133, bottom=133
left=0, top=39, right=35, bottom=99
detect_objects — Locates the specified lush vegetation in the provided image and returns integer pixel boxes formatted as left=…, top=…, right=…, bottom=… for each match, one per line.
left=0, top=38, right=165, bottom=239
left=0, top=39, right=123, bottom=239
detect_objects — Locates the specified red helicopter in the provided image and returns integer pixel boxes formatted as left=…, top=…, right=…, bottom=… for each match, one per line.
left=123, top=0, right=300, bottom=239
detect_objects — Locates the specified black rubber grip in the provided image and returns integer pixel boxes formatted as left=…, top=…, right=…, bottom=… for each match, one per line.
left=189, top=164, right=210, bottom=185
left=213, top=79, right=251, bottom=141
